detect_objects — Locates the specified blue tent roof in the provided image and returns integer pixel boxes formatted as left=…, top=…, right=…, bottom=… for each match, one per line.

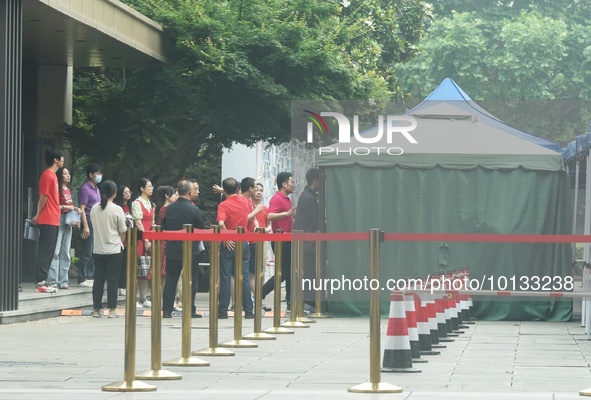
left=424, top=77, right=473, bottom=101
left=407, top=78, right=561, bottom=152
left=562, top=133, right=591, bottom=163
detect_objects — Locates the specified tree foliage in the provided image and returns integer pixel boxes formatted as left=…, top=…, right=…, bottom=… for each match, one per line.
left=64, top=0, right=430, bottom=188
left=396, top=1, right=591, bottom=143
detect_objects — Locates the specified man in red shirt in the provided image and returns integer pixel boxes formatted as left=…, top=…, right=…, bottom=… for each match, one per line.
left=32, top=147, right=65, bottom=293
left=217, top=177, right=254, bottom=319
left=262, top=172, right=295, bottom=311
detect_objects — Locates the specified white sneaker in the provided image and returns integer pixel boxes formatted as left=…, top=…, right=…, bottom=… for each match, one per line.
left=139, top=299, right=152, bottom=308
left=136, top=302, right=143, bottom=310
left=79, top=280, right=93, bottom=288
left=118, top=288, right=126, bottom=296
left=92, top=310, right=102, bottom=318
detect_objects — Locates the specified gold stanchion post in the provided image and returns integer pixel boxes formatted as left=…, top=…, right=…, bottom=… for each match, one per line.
left=282, top=231, right=308, bottom=328
left=163, top=225, right=210, bottom=367
left=193, top=225, right=235, bottom=356
left=136, top=226, right=181, bottom=380
left=348, top=229, right=402, bottom=393
left=244, top=228, right=275, bottom=340
left=296, top=231, right=315, bottom=324
left=220, top=227, right=257, bottom=348
left=264, top=230, right=293, bottom=334
left=103, top=228, right=157, bottom=392
left=309, top=235, right=328, bottom=318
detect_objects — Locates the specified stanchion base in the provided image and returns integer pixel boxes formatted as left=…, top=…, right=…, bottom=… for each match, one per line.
left=412, top=358, right=428, bottom=364
left=135, top=369, right=182, bottom=380
left=452, top=330, right=465, bottom=334
left=264, top=326, right=294, bottom=334
left=438, top=338, right=454, bottom=342
left=297, top=317, right=316, bottom=324
left=281, top=321, right=309, bottom=328
left=432, top=344, right=447, bottom=348
left=309, top=312, right=330, bottom=318
left=219, top=339, right=258, bottom=348
left=348, top=381, right=403, bottom=393
left=580, top=387, right=591, bottom=396
left=382, top=367, right=421, bottom=373
left=447, top=333, right=460, bottom=337
left=459, top=325, right=469, bottom=329
left=463, top=321, right=476, bottom=325
left=243, top=332, right=276, bottom=340
left=192, top=347, right=236, bottom=357
left=162, top=356, right=210, bottom=367
left=102, top=380, right=157, bottom=392
left=420, top=350, right=441, bottom=355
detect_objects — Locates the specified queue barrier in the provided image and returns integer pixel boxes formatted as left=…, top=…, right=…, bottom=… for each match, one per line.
left=102, top=228, right=156, bottom=392
left=102, top=227, right=591, bottom=395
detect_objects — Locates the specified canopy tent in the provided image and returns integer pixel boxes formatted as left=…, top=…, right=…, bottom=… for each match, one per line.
left=317, top=78, right=572, bottom=320
left=414, top=78, right=561, bottom=152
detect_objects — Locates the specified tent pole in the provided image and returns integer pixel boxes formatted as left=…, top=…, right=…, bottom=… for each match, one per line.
left=574, top=161, right=580, bottom=254
left=584, top=152, right=590, bottom=263
left=585, top=151, right=591, bottom=335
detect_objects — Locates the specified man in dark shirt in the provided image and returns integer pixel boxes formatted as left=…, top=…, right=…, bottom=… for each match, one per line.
left=294, top=168, right=320, bottom=310
left=162, top=179, right=205, bottom=318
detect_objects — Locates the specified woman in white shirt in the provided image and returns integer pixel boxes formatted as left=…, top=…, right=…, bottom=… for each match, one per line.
left=90, top=180, right=127, bottom=318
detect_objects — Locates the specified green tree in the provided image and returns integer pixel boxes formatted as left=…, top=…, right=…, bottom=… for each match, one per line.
left=396, top=6, right=591, bottom=142
left=65, top=0, right=429, bottom=187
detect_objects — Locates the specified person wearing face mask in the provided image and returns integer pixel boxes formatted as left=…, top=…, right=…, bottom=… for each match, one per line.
left=78, top=163, right=103, bottom=288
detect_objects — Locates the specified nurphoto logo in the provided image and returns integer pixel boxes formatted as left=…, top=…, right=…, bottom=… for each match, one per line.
left=304, top=110, right=418, bottom=156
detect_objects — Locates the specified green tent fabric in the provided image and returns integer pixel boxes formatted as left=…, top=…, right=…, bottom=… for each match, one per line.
left=317, top=95, right=573, bottom=321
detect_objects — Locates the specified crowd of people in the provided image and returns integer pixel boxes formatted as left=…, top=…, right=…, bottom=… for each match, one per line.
left=32, top=147, right=321, bottom=318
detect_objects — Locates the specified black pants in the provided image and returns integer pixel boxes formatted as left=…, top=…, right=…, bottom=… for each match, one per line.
left=118, top=246, right=128, bottom=289
left=163, top=256, right=199, bottom=314
left=262, top=242, right=291, bottom=306
left=92, top=252, right=122, bottom=310
left=36, top=224, right=59, bottom=283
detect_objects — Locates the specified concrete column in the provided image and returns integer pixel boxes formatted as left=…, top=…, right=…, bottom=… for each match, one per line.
left=37, top=65, right=73, bottom=137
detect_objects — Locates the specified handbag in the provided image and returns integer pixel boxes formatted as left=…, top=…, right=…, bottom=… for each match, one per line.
left=137, top=251, right=151, bottom=278
left=65, top=210, right=81, bottom=226
left=24, top=219, right=40, bottom=241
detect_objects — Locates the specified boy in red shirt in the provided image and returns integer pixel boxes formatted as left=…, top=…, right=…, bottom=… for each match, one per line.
left=32, top=147, right=64, bottom=293
left=217, top=177, right=254, bottom=319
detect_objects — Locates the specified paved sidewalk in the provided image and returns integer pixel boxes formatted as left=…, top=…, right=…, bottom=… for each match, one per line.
left=1, top=305, right=591, bottom=399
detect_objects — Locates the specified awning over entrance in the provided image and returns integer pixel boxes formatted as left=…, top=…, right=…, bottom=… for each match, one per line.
left=24, top=0, right=169, bottom=67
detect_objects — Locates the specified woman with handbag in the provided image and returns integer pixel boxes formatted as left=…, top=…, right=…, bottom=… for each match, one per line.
left=132, top=178, right=155, bottom=309
left=48, top=167, right=81, bottom=289
left=90, top=180, right=127, bottom=318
